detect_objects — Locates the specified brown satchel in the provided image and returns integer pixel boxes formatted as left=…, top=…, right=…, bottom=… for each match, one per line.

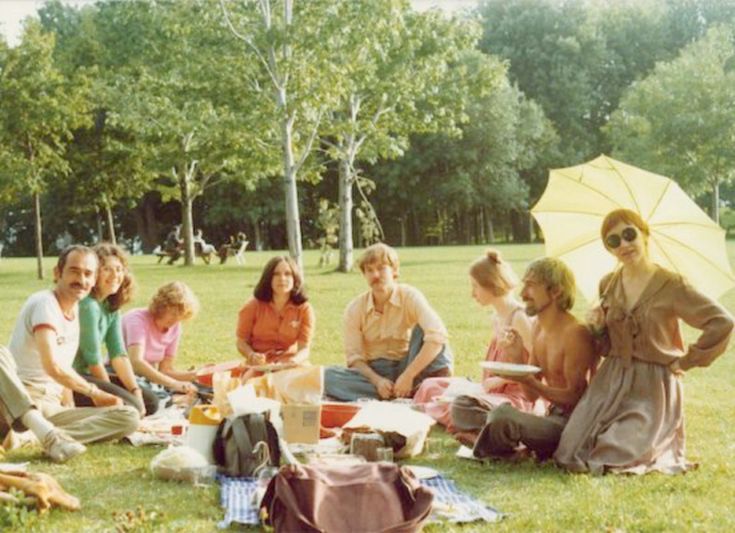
left=260, top=463, right=433, bottom=533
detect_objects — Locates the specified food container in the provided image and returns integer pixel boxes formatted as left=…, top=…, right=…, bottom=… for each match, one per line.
left=320, top=402, right=361, bottom=428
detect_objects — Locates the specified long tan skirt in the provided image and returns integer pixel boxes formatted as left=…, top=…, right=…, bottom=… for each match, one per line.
left=554, top=356, right=690, bottom=475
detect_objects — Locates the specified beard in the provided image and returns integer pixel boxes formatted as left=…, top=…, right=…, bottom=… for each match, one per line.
left=524, top=299, right=550, bottom=317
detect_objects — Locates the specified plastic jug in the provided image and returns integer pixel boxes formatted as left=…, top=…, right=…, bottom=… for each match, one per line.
left=185, top=404, right=222, bottom=464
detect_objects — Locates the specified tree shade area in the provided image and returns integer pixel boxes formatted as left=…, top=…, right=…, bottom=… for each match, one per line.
left=1, top=0, right=734, bottom=268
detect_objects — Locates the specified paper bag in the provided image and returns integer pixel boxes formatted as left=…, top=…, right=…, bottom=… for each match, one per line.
left=245, top=366, right=323, bottom=405
left=282, top=404, right=322, bottom=444
left=212, top=371, right=241, bottom=417
left=342, top=402, right=435, bottom=458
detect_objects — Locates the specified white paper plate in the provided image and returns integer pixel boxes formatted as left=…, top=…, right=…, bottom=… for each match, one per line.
left=405, top=465, right=440, bottom=479
left=479, top=361, right=541, bottom=377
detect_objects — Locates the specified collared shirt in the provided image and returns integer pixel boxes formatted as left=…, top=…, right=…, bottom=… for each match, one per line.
left=343, top=283, right=448, bottom=366
left=236, top=298, right=314, bottom=357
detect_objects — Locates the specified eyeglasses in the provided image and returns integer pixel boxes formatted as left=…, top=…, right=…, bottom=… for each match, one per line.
left=605, top=227, right=638, bottom=249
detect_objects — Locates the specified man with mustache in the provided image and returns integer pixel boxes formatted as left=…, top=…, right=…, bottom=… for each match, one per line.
left=2, top=246, right=139, bottom=461
left=471, top=257, right=596, bottom=461
left=325, top=243, right=452, bottom=401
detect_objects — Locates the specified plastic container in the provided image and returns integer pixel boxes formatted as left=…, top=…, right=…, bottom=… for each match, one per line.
left=184, top=405, right=222, bottom=464
left=321, top=402, right=361, bottom=428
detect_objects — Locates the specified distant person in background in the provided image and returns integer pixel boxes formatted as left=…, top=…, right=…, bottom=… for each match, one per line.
left=193, top=229, right=216, bottom=259
left=163, top=225, right=183, bottom=265
left=218, top=231, right=248, bottom=264
left=123, top=282, right=200, bottom=396
left=236, top=256, right=314, bottom=380
left=72, top=244, right=159, bottom=416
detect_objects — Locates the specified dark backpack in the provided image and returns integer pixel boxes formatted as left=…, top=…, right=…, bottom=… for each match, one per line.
left=212, top=412, right=281, bottom=477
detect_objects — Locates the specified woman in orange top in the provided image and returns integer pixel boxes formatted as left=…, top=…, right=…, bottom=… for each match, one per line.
left=236, top=256, right=314, bottom=368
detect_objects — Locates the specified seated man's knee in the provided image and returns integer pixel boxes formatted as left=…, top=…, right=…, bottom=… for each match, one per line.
left=451, top=394, right=478, bottom=412
left=486, top=403, right=517, bottom=425
left=116, top=406, right=140, bottom=435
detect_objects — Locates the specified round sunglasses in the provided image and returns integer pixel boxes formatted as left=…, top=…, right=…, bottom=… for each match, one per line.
left=605, top=227, right=638, bottom=249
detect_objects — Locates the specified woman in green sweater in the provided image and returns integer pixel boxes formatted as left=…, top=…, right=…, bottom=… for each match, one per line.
left=72, top=243, right=158, bottom=415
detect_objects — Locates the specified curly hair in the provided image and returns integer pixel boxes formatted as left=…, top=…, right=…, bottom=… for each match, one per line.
left=148, top=282, right=199, bottom=321
left=253, top=256, right=308, bottom=305
left=469, top=249, right=518, bottom=296
left=92, top=243, right=135, bottom=312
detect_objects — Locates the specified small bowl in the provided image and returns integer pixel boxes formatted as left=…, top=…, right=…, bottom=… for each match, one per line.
left=320, top=402, right=361, bottom=428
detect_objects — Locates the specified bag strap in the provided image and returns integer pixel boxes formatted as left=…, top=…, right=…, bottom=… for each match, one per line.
left=262, top=469, right=321, bottom=532
left=230, top=417, right=256, bottom=472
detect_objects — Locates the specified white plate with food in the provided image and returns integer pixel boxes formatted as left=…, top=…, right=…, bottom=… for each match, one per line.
left=479, top=361, right=541, bottom=377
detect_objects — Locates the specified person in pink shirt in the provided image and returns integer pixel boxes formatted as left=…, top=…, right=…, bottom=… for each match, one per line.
left=122, top=282, right=200, bottom=395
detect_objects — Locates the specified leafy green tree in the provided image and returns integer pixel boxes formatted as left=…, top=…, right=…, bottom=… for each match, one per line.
left=0, top=21, right=91, bottom=278
left=606, top=25, right=735, bottom=223
left=221, top=0, right=346, bottom=270
left=369, top=67, right=557, bottom=245
left=38, top=0, right=150, bottom=245
left=320, top=1, right=499, bottom=271
left=101, top=0, right=275, bottom=265
left=477, top=0, right=608, bottom=162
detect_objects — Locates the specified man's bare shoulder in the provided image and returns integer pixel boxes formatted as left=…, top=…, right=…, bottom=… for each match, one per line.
left=562, top=320, right=595, bottom=362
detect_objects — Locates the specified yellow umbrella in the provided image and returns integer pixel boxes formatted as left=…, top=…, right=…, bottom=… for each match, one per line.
left=530, top=154, right=735, bottom=301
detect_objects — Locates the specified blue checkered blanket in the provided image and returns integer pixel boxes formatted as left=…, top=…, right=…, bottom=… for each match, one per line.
left=218, top=473, right=502, bottom=528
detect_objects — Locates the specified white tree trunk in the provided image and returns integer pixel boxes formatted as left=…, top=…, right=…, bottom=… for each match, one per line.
left=712, top=180, right=720, bottom=224
left=338, top=157, right=354, bottom=272
left=282, top=115, right=303, bottom=270
left=104, top=201, right=117, bottom=245
left=34, top=191, right=44, bottom=280
left=180, top=170, right=195, bottom=266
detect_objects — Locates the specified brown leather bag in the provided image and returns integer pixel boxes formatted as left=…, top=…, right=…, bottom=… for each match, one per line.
left=260, top=463, right=433, bottom=533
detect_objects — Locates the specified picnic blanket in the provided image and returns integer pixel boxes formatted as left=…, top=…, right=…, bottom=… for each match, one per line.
left=218, top=472, right=502, bottom=528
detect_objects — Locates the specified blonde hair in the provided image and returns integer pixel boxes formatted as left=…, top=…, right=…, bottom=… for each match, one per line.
left=148, top=282, right=199, bottom=321
left=357, top=243, right=399, bottom=277
left=469, top=249, right=518, bottom=296
left=524, top=257, right=576, bottom=311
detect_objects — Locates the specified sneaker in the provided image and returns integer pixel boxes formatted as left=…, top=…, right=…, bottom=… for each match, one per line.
left=41, top=430, right=86, bottom=463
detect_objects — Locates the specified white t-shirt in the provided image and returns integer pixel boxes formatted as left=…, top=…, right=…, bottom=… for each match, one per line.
left=9, top=290, right=80, bottom=399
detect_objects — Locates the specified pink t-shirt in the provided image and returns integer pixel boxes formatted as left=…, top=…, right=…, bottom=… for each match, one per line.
left=122, top=308, right=181, bottom=365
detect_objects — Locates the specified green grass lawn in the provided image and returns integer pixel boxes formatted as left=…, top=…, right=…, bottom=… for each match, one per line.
left=1, top=244, right=734, bottom=531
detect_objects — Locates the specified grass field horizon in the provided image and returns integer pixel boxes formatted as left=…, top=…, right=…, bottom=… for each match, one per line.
left=1, top=244, right=733, bottom=531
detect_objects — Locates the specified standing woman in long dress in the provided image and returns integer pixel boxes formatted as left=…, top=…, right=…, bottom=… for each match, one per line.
left=555, top=208, right=733, bottom=474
